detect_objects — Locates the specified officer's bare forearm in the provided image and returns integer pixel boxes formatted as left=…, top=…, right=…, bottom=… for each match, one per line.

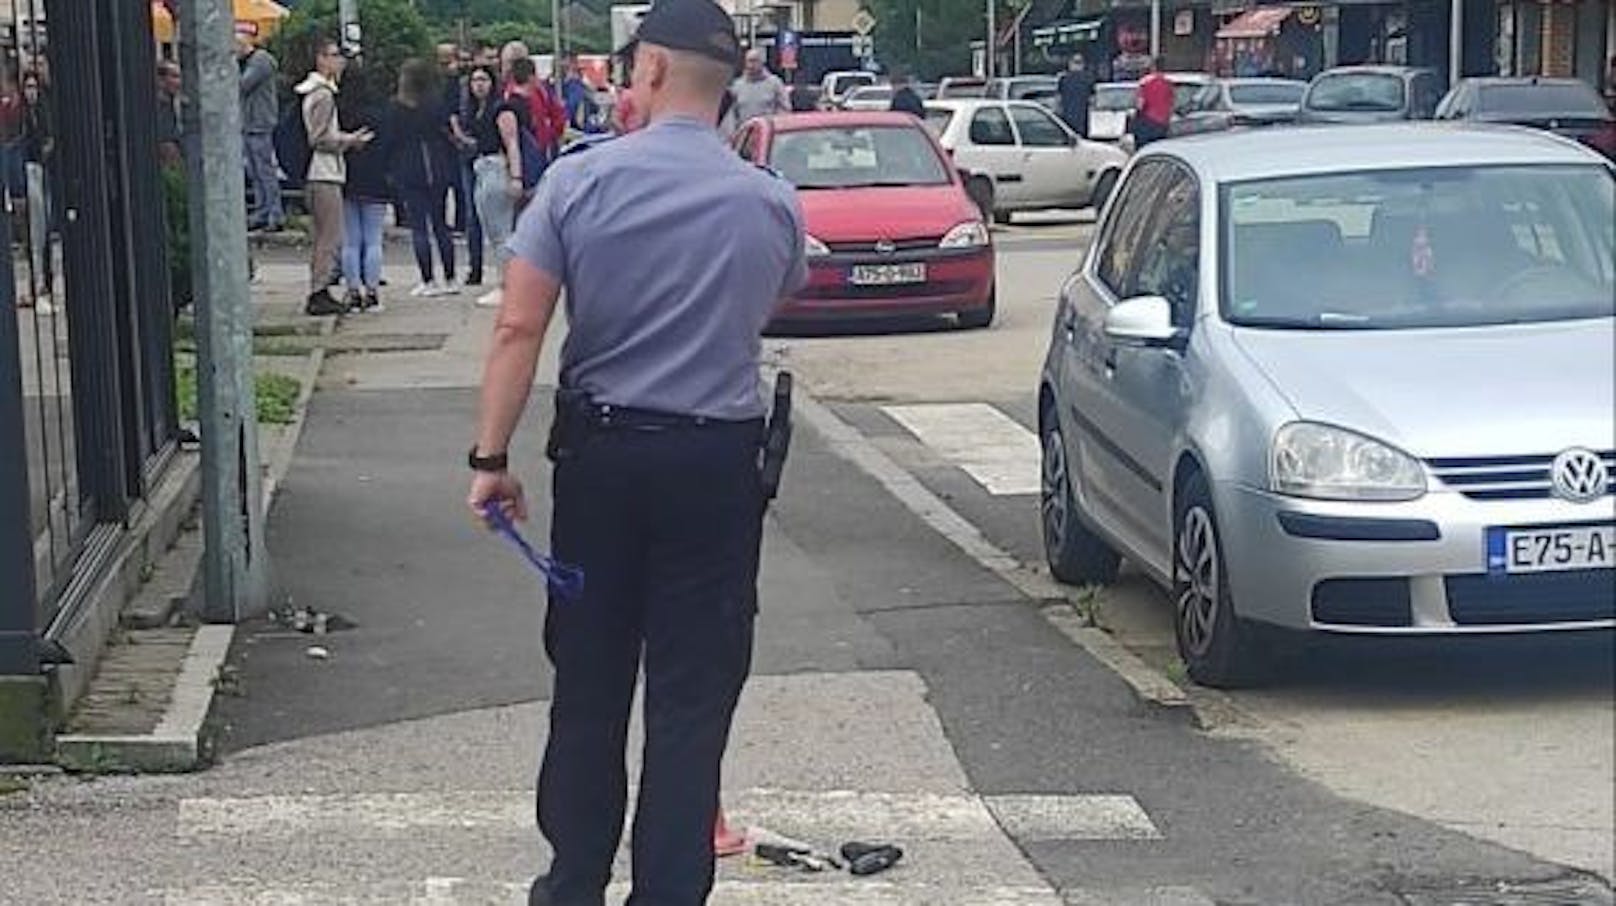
left=476, top=262, right=561, bottom=457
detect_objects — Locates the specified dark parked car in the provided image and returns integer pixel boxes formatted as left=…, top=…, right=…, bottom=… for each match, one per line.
left=1298, top=66, right=1443, bottom=124
left=1435, top=77, right=1616, bottom=159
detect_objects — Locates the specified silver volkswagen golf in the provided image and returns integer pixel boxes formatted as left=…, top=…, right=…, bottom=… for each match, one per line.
left=1038, top=124, right=1615, bottom=687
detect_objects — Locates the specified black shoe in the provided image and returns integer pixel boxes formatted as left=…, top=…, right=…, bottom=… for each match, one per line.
left=840, top=841, right=903, bottom=876
left=343, top=288, right=363, bottom=311
left=361, top=291, right=385, bottom=313
left=305, top=289, right=346, bottom=317
left=465, top=272, right=483, bottom=287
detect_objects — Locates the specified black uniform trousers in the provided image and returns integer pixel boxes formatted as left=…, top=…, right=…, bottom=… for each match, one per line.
left=530, top=415, right=764, bottom=906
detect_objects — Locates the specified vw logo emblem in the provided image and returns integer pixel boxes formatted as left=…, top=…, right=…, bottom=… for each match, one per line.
left=1550, top=448, right=1610, bottom=503
left=874, top=239, right=896, bottom=255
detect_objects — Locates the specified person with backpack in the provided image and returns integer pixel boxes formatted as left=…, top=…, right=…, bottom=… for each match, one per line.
left=498, top=41, right=567, bottom=160
left=469, top=59, right=545, bottom=308
left=294, top=38, right=373, bottom=316
left=389, top=58, right=461, bottom=297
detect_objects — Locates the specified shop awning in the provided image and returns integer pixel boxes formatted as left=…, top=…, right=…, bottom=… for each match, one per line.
left=151, top=0, right=290, bottom=44
left=1216, top=6, right=1292, bottom=40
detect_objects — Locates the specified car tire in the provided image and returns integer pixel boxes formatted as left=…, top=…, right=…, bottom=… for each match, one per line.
left=1173, top=472, right=1267, bottom=688
left=1091, top=170, right=1118, bottom=213
left=957, top=287, right=996, bottom=329
left=1040, top=412, right=1121, bottom=585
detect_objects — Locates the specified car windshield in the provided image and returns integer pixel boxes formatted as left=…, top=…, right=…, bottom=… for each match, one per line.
left=1172, top=81, right=1209, bottom=110
left=849, top=87, right=893, bottom=103
left=830, top=74, right=874, bottom=96
left=771, top=125, right=952, bottom=189
left=1477, top=83, right=1609, bottom=118
left=1093, top=84, right=1137, bottom=110
left=1009, top=79, right=1057, bottom=99
left=922, top=107, right=954, bottom=136
left=940, top=80, right=988, bottom=98
left=1229, top=83, right=1305, bottom=106
left=1222, top=165, right=1616, bottom=330
left=1306, top=73, right=1405, bottom=112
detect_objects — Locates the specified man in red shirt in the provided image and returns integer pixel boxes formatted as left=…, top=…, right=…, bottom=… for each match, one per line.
left=1133, top=57, right=1174, bottom=148
left=499, top=40, right=568, bottom=158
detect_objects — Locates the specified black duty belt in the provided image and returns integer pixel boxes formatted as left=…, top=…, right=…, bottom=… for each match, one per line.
left=581, top=403, right=762, bottom=432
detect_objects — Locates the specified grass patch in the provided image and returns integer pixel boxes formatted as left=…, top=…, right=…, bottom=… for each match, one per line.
left=0, top=775, right=30, bottom=796
left=176, top=365, right=302, bottom=426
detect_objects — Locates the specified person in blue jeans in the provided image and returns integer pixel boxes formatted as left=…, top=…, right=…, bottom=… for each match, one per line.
left=339, top=78, right=395, bottom=313
left=389, top=59, right=460, bottom=297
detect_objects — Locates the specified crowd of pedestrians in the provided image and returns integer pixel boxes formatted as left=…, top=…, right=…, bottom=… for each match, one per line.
left=245, top=31, right=620, bottom=317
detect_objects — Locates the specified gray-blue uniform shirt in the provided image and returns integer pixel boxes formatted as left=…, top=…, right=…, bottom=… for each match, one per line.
left=507, top=115, right=807, bottom=421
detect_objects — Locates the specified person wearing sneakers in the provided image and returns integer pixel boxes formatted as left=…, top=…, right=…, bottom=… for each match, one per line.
left=466, top=62, right=536, bottom=309
left=466, top=0, right=805, bottom=901
left=390, top=59, right=461, bottom=298
left=339, top=70, right=395, bottom=313
left=297, top=38, right=373, bottom=316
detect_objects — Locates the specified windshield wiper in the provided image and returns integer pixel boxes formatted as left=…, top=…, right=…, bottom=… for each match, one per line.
left=1234, top=312, right=1379, bottom=330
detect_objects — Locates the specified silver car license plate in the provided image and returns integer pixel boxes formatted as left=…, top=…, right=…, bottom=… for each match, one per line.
left=850, top=263, right=926, bottom=286
left=1487, top=523, right=1616, bottom=575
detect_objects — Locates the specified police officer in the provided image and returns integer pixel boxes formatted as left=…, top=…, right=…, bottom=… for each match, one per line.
left=465, top=0, right=806, bottom=901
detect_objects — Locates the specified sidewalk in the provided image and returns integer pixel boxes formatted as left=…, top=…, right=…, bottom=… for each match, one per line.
left=190, top=252, right=1152, bottom=904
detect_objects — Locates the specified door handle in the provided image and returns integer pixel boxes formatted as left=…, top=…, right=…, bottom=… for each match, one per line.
left=1103, top=347, right=1119, bottom=373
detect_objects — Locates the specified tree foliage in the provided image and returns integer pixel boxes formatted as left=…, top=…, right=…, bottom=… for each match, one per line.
left=268, top=0, right=432, bottom=97
left=868, top=0, right=1003, bottom=80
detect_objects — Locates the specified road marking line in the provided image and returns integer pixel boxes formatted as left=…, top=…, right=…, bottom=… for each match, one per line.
left=883, top=402, right=1042, bottom=496
left=789, top=386, right=1195, bottom=715
left=174, top=788, right=1156, bottom=843
left=985, top=793, right=1163, bottom=841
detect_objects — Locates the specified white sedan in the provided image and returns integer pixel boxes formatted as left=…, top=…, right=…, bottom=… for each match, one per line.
left=925, top=99, right=1128, bottom=223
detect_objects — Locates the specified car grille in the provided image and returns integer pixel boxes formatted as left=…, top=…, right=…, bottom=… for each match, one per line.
left=824, top=237, right=942, bottom=254
left=1311, top=577, right=1412, bottom=627
left=1426, top=450, right=1616, bottom=501
left=1445, top=570, right=1616, bottom=626
left=796, top=279, right=976, bottom=300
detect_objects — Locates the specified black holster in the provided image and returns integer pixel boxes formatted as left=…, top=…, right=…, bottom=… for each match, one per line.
left=759, top=373, right=794, bottom=505
left=547, top=387, right=592, bottom=462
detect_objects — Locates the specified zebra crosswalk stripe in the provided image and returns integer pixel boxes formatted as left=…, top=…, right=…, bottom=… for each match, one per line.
left=883, top=403, right=1042, bottom=496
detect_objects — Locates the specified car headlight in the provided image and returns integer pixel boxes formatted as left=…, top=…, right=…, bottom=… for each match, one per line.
left=804, top=234, right=830, bottom=257
left=1270, top=422, right=1426, bottom=501
left=939, top=221, right=990, bottom=249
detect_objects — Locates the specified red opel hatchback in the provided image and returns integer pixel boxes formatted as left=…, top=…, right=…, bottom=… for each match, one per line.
left=732, top=111, right=997, bottom=329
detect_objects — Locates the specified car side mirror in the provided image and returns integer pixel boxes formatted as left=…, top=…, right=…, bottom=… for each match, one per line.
left=1104, top=295, right=1183, bottom=348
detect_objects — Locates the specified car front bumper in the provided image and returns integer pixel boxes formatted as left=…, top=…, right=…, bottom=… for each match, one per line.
left=1216, top=482, right=1616, bottom=634
left=774, top=249, right=995, bottom=324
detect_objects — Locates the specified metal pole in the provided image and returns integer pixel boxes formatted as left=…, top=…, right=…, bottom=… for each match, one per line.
left=986, top=0, right=995, bottom=79
left=553, top=0, right=563, bottom=59
left=1448, top=0, right=1463, bottom=87
left=339, top=0, right=360, bottom=58
left=180, top=0, right=267, bottom=623
left=1150, top=0, right=1161, bottom=60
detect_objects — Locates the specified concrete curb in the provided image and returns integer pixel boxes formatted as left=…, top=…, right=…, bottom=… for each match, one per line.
left=53, top=336, right=327, bottom=774
left=786, top=378, right=1199, bottom=721
left=262, top=344, right=326, bottom=509
left=56, top=625, right=234, bottom=773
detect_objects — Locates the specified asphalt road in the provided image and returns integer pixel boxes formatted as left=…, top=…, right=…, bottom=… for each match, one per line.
left=2, top=227, right=1610, bottom=905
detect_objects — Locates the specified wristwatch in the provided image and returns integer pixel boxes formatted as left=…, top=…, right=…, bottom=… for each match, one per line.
left=468, top=447, right=509, bottom=473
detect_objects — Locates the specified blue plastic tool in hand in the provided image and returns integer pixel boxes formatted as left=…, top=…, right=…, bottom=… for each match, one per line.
left=483, top=503, right=586, bottom=601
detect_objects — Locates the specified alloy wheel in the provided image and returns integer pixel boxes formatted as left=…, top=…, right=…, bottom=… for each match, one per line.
left=1041, top=427, right=1070, bottom=553
left=1175, top=506, right=1219, bottom=659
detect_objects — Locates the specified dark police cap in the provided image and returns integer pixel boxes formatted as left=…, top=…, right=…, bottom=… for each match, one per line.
left=620, top=0, right=740, bottom=67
